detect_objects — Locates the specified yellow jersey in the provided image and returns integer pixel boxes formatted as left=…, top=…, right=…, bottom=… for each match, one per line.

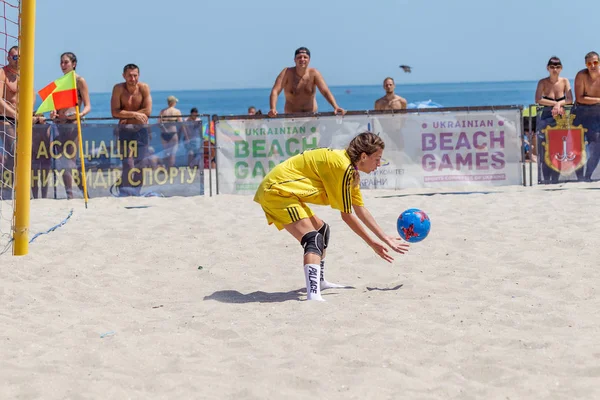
left=254, top=148, right=364, bottom=213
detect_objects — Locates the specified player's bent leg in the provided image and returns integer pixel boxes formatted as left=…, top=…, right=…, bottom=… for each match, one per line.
left=300, top=230, right=325, bottom=301
left=308, top=215, right=324, bottom=231
left=284, top=218, right=325, bottom=301
left=284, top=218, right=320, bottom=245
left=312, top=219, right=353, bottom=291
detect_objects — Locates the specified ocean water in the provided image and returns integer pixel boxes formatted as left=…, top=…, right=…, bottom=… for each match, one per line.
left=79, top=80, right=540, bottom=122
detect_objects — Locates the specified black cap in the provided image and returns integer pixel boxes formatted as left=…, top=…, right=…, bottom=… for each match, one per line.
left=294, top=47, right=310, bottom=57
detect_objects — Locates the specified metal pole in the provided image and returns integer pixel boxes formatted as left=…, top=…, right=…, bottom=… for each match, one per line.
left=13, top=0, right=36, bottom=255
left=521, top=108, right=526, bottom=187
left=208, top=115, right=213, bottom=197
left=528, top=105, right=533, bottom=186
left=214, top=115, right=219, bottom=195
left=52, top=124, right=57, bottom=199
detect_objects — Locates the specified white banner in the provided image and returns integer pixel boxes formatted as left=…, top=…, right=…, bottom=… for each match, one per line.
left=216, top=115, right=370, bottom=194
left=362, top=110, right=523, bottom=189
left=216, top=109, right=522, bottom=194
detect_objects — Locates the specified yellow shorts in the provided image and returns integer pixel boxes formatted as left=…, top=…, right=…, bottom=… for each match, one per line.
left=255, top=189, right=314, bottom=230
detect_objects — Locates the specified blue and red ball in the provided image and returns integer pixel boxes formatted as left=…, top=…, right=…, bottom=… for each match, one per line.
left=397, top=208, right=431, bottom=243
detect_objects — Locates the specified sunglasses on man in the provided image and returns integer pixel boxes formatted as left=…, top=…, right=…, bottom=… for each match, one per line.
left=586, top=60, right=599, bottom=68
left=9, top=55, right=18, bottom=61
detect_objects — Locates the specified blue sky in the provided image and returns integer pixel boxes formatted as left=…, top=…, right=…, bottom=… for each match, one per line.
left=30, top=0, right=599, bottom=93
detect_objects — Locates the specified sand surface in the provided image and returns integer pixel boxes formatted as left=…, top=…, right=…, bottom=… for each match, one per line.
left=1, top=181, right=599, bottom=399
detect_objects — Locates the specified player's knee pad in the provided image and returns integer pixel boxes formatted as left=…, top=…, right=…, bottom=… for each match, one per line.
left=301, top=230, right=324, bottom=257
left=318, top=222, right=330, bottom=249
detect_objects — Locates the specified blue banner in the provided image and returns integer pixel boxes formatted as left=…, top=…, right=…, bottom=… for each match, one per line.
left=28, top=121, right=210, bottom=199
left=536, top=105, right=600, bottom=183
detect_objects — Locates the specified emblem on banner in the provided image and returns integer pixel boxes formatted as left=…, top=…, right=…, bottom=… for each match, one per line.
left=541, top=114, right=586, bottom=174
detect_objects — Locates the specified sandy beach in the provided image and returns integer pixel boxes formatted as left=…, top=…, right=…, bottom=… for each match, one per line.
left=1, top=181, right=599, bottom=399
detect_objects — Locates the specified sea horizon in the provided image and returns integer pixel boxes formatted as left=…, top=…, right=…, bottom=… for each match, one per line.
left=63, top=79, right=548, bottom=120
left=88, top=79, right=543, bottom=95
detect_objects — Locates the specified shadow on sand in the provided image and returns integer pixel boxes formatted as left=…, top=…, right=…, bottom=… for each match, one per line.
left=203, top=288, right=305, bottom=303
left=365, top=284, right=403, bottom=291
left=376, top=191, right=495, bottom=199
left=204, top=285, right=357, bottom=304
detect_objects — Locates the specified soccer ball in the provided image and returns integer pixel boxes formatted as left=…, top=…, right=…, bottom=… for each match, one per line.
left=397, top=208, right=431, bottom=243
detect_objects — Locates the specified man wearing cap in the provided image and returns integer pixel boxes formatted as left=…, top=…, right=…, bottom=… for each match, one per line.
left=158, top=95, right=185, bottom=168
left=268, top=47, right=345, bottom=117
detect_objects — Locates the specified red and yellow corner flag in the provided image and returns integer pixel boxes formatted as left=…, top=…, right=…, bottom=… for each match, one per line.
left=36, top=70, right=77, bottom=114
left=36, top=70, right=90, bottom=208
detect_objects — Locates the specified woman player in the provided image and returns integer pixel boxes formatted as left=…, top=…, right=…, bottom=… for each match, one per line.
left=254, top=131, right=409, bottom=301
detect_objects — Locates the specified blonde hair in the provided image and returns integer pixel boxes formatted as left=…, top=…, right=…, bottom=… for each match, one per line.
left=346, top=131, right=385, bottom=187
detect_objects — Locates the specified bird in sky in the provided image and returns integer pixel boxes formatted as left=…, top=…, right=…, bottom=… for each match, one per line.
left=399, top=65, right=412, bottom=73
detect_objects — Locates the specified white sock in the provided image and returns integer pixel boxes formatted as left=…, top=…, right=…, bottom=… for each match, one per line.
left=304, top=264, right=324, bottom=301
left=320, top=258, right=351, bottom=290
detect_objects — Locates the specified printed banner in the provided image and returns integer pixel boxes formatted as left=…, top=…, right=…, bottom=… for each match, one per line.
left=216, top=115, right=369, bottom=194
left=364, top=110, right=522, bottom=189
left=4, top=121, right=209, bottom=199
left=216, top=109, right=523, bottom=195
left=537, top=106, right=600, bottom=183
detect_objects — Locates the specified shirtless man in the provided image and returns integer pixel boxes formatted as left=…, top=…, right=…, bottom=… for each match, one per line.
left=268, top=47, right=344, bottom=116
left=158, top=95, right=185, bottom=168
left=574, top=52, right=600, bottom=105
left=0, top=46, right=19, bottom=180
left=0, top=46, right=45, bottom=198
left=374, top=77, right=407, bottom=110
left=574, top=51, right=600, bottom=180
left=110, top=63, right=153, bottom=196
left=0, top=46, right=20, bottom=199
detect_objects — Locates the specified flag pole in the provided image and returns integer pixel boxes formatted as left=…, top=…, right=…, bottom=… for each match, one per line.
left=72, top=72, right=89, bottom=208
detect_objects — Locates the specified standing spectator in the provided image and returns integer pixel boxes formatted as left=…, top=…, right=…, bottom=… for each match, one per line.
left=185, top=107, right=203, bottom=168
left=374, top=77, right=407, bottom=110
left=574, top=51, right=600, bottom=181
left=535, top=56, right=573, bottom=183
left=51, top=51, right=92, bottom=198
left=158, top=95, right=184, bottom=168
left=110, top=63, right=152, bottom=196
left=268, top=47, right=345, bottom=116
left=0, top=45, right=43, bottom=199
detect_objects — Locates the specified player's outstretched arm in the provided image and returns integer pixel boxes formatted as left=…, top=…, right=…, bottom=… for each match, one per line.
left=340, top=211, right=396, bottom=263
left=353, top=205, right=409, bottom=255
